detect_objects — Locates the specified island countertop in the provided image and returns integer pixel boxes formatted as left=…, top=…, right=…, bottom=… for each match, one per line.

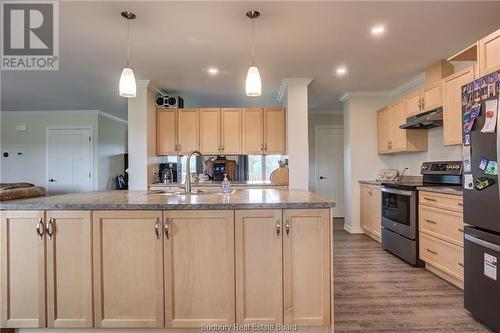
left=0, top=189, right=334, bottom=210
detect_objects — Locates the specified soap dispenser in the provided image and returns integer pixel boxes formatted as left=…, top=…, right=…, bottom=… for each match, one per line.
left=221, top=174, right=231, bottom=193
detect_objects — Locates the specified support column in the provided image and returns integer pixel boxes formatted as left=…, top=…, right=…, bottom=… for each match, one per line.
left=127, top=80, right=161, bottom=190
left=278, top=78, right=313, bottom=190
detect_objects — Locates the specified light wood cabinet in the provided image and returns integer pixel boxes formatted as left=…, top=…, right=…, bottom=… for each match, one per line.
left=235, top=210, right=283, bottom=324
left=443, top=66, right=475, bottom=145
left=405, top=91, right=423, bottom=117
left=419, top=191, right=464, bottom=289
left=360, top=184, right=381, bottom=242
left=283, top=209, right=330, bottom=326
left=422, top=82, right=442, bottom=112
left=46, top=211, right=93, bottom=328
left=243, top=108, right=265, bottom=154
left=377, top=100, right=427, bottom=154
left=0, top=211, right=46, bottom=328
left=264, top=108, right=286, bottom=154
left=221, top=108, right=243, bottom=154
left=177, top=108, right=200, bottom=154
left=164, top=210, right=235, bottom=327
left=157, top=108, right=178, bottom=155
left=478, top=28, right=500, bottom=76
left=93, top=211, right=164, bottom=328
left=199, top=108, right=221, bottom=154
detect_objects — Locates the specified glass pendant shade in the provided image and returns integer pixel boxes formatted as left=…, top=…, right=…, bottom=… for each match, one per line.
left=119, top=67, right=136, bottom=98
left=245, top=65, right=261, bottom=97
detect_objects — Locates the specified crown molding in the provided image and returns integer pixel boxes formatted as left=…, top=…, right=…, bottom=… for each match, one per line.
left=339, top=72, right=426, bottom=103
left=1, top=109, right=128, bottom=123
left=276, top=78, right=314, bottom=102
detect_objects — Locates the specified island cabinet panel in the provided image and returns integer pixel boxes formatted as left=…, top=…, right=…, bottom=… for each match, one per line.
left=200, top=108, right=221, bottom=155
left=163, top=210, right=235, bottom=328
left=243, top=108, right=265, bottom=154
left=221, top=108, right=243, bottom=154
left=92, top=211, right=164, bottom=328
left=0, top=211, right=46, bottom=328
left=283, top=209, right=331, bottom=326
left=235, top=210, right=283, bottom=324
left=46, top=211, right=93, bottom=328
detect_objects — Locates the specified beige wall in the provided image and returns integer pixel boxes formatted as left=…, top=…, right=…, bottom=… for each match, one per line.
left=98, top=114, right=128, bottom=190
left=308, top=112, right=343, bottom=193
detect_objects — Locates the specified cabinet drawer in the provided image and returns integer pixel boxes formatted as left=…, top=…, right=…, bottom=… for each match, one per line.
left=419, top=205, right=464, bottom=246
left=419, top=191, right=463, bottom=213
left=419, top=233, right=464, bottom=281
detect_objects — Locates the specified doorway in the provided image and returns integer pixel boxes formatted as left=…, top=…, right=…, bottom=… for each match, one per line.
left=46, top=127, right=93, bottom=194
left=315, top=126, right=344, bottom=217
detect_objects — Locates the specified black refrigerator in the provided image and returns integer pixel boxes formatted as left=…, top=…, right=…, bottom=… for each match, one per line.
left=462, top=70, right=500, bottom=332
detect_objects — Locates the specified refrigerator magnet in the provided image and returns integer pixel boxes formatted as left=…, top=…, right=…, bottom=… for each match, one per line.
left=470, top=104, right=481, bottom=119
left=479, top=156, right=489, bottom=171
left=475, top=177, right=495, bottom=191
left=463, top=146, right=472, bottom=172
left=464, top=119, right=475, bottom=133
left=464, top=134, right=471, bottom=146
left=480, top=99, right=498, bottom=133
left=484, top=253, right=497, bottom=281
left=485, top=161, right=498, bottom=176
left=464, top=174, right=474, bottom=190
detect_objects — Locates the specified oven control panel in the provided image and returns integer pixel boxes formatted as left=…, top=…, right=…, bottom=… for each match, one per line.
left=421, top=161, right=462, bottom=175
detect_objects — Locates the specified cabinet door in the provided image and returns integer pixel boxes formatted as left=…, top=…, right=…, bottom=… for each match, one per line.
left=479, top=28, right=500, bottom=76
left=0, top=211, right=46, bottom=328
left=178, top=108, right=200, bottom=154
left=164, top=210, right=235, bottom=327
left=370, top=186, right=382, bottom=240
left=422, top=82, right=442, bottom=112
left=221, top=108, right=243, bottom=154
left=283, top=209, right=330, bottom=326
left=93, top=211, right=164, bottom=328
left=157, top=108, right=178, bottom=155
left=405, top=91, right=422, bottom=117
left=243, top=108, right=264, bottom=154
left=264, top=108, right=285, bottom=154
left=199, top=108, right=221, bottom=155
left=389, top=100, right=407, bottom=152
left=376, top=107, right=389, bottom=154
left=46, top=211, right=93, bottom=328
left=235, top=210, right=283, bottom=325
left=443, top=66, right=475, bottom=145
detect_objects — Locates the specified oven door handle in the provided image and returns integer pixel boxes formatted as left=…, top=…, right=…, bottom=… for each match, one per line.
left=380, top=187, right=414, bottom=196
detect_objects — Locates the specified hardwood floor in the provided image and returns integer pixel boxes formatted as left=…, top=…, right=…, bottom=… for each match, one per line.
left=333, top=219, right=492, bottom=333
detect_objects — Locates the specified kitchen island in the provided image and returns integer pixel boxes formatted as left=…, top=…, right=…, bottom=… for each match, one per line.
left=0, top=189, right=334, bottom=332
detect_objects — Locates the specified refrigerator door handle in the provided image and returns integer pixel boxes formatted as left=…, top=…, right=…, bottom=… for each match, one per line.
left=465, top=234, right=500, bottom=252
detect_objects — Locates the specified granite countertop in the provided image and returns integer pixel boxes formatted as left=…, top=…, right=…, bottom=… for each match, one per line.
left=358, top=180, right=383, bottom=186
left=149, top=180, right=285, bottom=187
left=416, top=186, right=463, bottom=196
left=0, top=189, right=333, bottom=210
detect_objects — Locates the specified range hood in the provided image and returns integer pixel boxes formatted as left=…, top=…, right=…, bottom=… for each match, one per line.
left=400, top=108, right=443, bottom=129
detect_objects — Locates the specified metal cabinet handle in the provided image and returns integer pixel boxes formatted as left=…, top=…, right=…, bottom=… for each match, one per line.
left=457, top=203, right=463, bottom=207
left=46, top=217, right=54, bottom=240
left=458, top=228, right=464, bottom=233
left=264, top=143, right=268, bottom=151
left=164, top=218, right=170, bottom=240
left=221, top=145, right=224, bottom=151
left=154, top=218, right=160, bottom=239
left=285, top=216, right=290, bottom=237
left=423, top=197, right=437, bottom=202
left=276, top=218, right=281, bottom=239
left=425, top=219, right=437, bottom=224
left=36, top=217, right=45, bottom=239
left=458, top=262, right=464, bottom=267
left=260, top=143, right=264, bottom=151
left=426, top=248, right=437, bottom=255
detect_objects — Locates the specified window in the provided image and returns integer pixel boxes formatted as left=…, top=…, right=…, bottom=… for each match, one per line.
left=247, top=155, right=285, bottom=181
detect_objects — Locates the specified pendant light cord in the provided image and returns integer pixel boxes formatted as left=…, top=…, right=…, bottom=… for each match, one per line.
left=251, top=17, right=255, bottom=66
left=126, top=18, right=130, bottom=67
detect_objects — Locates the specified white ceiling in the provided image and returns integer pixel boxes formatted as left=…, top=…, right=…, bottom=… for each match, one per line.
left=2, top=1, right=500, bottom=119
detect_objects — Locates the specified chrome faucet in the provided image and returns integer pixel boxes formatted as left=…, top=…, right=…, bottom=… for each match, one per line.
left=396, top=167, right=409, bottom=182
left=179, top=150, right=205, bottom=193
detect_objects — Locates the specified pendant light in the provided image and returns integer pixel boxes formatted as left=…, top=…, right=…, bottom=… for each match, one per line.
left=119, top=11, right=137, bottom=98
left=245, top=10, right=261, bottom=97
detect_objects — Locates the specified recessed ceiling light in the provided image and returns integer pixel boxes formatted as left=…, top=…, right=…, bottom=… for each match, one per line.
left=207, top=67, right=219, bottom=75
left=336, top=66, right=347, bottom=76
left=371, top=25, right=385, bottom=36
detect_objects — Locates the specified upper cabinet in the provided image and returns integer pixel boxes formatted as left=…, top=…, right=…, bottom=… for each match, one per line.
left=377, top=100, right=428, bottom=155
left=443, top=66, right=475, bottom=146
left=157, top=107, right=285, bottom=156
left=478, top=29, right=500, bottom=76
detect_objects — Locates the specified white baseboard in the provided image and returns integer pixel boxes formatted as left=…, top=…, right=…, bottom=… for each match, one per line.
left=343, top=223, right=364, bottom=234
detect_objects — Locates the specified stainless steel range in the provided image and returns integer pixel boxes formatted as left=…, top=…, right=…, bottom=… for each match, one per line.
left=381, top=161, right=462, bottom=266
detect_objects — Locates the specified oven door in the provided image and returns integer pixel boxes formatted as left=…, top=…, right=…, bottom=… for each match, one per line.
left=381, top=187, right=417, bottom=240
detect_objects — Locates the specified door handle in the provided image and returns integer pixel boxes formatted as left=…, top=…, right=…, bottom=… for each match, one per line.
left=36, top=218, right=45, bottom=239
left=425, top=219, right=437, bottom=224
left=164, top=218, right=170, bottom=240
left=426, top=248, right=437, bottom=255
left=46, top=217, right=54, bottom=239
left=285, top=216, right=290, bottom=237
left=319, top=176, right=328, bottom=180
left=154, top=218, right=160, bottom=239
left=276, top=218, right=281, bottom=239
left=49, top=178, right=57, bottom=182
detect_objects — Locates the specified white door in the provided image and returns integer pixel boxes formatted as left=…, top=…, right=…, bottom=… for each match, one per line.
left=47, top=128, right=93, bottom=194
left=316, top=127, right=344, bottom=217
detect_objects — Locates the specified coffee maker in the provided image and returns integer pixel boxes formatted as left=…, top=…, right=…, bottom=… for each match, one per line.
left=158, top=163, right=177, bottom=183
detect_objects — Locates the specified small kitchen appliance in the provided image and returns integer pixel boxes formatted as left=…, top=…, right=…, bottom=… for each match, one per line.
left=381, top=161, right=462, bottom=266
left=158, top=162, right=177, bottom=183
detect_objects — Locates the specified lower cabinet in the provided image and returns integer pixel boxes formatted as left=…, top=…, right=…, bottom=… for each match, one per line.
left=93, top=211, right=165, bottom=328
left=163, top=210, right=235, bottom=327
left=0, top=210, right=92, bottom=328
left=360, top=184, right=382, bottom=242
